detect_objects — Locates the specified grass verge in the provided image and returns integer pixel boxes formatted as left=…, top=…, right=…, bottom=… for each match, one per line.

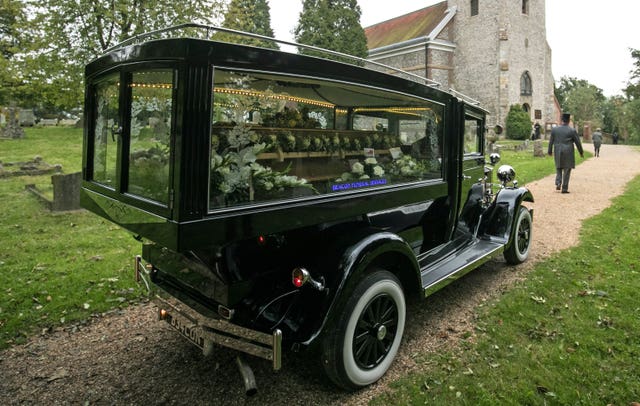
left=0, top=127, right=143, bottom=349
left=372, top=174, right=640, bottom=404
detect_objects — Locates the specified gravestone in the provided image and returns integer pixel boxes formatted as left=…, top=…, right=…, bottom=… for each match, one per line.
left=533, top=140, right=544, bottom=157
left=25, top=172, right=81, bottom=211
left=51, top=172, right=82, bottom=211
left=0, top=107, right=25, bottom=139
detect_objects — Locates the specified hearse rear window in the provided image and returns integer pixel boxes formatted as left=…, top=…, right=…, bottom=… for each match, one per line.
left=92, top=73, right=119, bottom=189
left=90, top=69, right=174, bottom=205
left=209, top=69, right=444, bottom=210
left=127, top=70, right=173, bottom=204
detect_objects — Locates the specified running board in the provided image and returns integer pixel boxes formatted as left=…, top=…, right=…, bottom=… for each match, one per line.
left=421, top=239, right=504, bottom=297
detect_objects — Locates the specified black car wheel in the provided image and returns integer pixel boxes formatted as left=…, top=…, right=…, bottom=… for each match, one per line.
left=504, top=206, right=532, bottom=264
left=322, top=270, right=405, bottom=390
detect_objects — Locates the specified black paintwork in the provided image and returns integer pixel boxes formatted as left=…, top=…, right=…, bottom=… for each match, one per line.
left=81, top=36, right=533, bottom=356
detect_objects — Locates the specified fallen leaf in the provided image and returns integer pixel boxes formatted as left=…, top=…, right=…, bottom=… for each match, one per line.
left=47, top=368, right=69, bottom=382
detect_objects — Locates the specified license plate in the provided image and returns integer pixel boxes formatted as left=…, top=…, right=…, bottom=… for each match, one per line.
left=164, top=311, right=205, bottom=349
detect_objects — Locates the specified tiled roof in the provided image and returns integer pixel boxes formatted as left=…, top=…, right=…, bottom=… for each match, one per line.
left=364, top=1, right=449, bottom=50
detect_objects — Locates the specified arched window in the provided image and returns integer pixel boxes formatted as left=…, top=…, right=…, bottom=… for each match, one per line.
left=522, top=0, right=529, bottom=14
left=470, top=0, right=479, bottom=16
left=522, top=103, right=530, bottom=113
left=520, top=72, right=532, bottom=95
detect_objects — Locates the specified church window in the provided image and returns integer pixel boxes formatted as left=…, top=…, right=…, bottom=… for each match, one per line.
left=520, top=72, right=532, bottom=95
left=522, top=0, right=529, bottom=14
left=471, top=0, right=479, bottom=16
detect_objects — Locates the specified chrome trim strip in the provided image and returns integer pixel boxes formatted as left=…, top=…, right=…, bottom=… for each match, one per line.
left=423, top=244, right=504, bottom=297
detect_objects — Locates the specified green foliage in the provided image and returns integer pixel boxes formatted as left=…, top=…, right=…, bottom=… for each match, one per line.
left=294, top=0, right=369, bottom=62
left=565, top=84, right=605, bottom=134
left=555, top=76, right=600, bottom=107
left=505, top=105, right=532, bottom=140
left=602, top=95, right=625, bottom=134
left=6, top=0, right=226, bottom=112
left=216, top=0, right=278, bottom=49
left=372, top=173, right=640, bottom=405
left=624, top=48, right=640, bottom=100
left=624, top=98, right=640, bottom=144
left=622, top=48, right=640, bottom=143
left=0, top=0, right=27, bottom=105
left=0, top=127, right=143, bottom=349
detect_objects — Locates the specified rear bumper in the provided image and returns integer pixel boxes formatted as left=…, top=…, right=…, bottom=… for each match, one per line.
left=135, top=255, right=282, bottom=370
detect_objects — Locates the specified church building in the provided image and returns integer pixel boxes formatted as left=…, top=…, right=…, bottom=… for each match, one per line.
left=364, top=0, right=559, bottom=137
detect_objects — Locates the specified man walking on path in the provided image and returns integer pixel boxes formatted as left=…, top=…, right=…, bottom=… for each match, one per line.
left=592, top=128, right=603, bottom=157
left=548, top=113, right=584, bottom=193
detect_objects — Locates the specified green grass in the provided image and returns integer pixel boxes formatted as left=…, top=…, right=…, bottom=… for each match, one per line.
left=372, top=174, right=640, bottom=404
left=0, top=127, right=143, bottom=349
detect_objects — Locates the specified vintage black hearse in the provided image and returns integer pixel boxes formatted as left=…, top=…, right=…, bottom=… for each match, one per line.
left=81, top=25, right=533, bottom=392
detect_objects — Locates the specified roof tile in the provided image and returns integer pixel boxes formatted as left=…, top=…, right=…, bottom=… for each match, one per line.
left=365, top=2, right=449, bottom=50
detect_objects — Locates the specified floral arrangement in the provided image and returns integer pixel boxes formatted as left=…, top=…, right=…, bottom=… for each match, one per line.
left=262, top=107, right=321, bottom=129
left=386, top=155, right=427, bottom=179
left=336, top=157, right=385, bottom=182
left=211, top=123, right=314, bottom=205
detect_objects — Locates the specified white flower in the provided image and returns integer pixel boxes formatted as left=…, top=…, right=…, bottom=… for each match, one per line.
left=364, top=157, right=378, bottom=165
left=219, top=183, right=232, bottom=193
left=352, top=162, right=365, bottom=174
left=373, top=165, right=385, bottom=176
left=401, top=165, right=417, bottom=176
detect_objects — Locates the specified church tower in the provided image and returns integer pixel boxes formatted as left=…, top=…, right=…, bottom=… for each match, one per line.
left=448, top=0, right=556, bottom=133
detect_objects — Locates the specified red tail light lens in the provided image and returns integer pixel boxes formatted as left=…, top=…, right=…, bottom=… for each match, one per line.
left=292, top=268, right=308, bottom=288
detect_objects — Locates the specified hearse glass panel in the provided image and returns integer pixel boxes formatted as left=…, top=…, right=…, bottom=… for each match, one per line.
left=92, top=73, right=120, bottom=189
left=89, top=68, right=174, bottom=206
left=464, top=115, right=483, bottom=155
left=127, top=70, right=173, bottom=204
left=209, top=69, right=444, bottom=211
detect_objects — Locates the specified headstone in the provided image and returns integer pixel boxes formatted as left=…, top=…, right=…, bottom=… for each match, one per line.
left=50, top=172, right=82, bottom=211
left=1, top=107, right=25, bottom=139
left=533, top=140, right=544, bottom=157
left=40, top=118, right=58, bottom=126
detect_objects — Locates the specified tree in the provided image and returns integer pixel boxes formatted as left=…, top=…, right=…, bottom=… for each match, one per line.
left=217, top=0, right=278, bottom=49
left=294, top=0, right=368, bottom=62
left=555, top=76, right=605, bottom=136
left=602, top=96, right=626, bottom=134
left=0, top=0, right=27, bottom=106
left=0, top=0, right=28, bottom=137
left=624, top=48, right=640, bottom=100
left=505, top=105, right=531, bottom=140
left=623, top=48, right=640, bottom=143
left=21, top=0, right=225, bottom=112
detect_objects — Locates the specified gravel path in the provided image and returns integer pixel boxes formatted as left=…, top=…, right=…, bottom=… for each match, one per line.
left=2, top=144, right=639, bottom=405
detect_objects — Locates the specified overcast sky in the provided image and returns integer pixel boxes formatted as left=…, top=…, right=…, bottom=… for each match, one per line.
left=268, top=0, right=640, bottom=97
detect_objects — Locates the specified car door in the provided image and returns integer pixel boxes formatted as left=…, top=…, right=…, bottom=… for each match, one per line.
left=456, top=109, right=486, bottom=238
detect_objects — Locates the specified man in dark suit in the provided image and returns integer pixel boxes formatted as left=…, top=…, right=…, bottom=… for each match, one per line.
left=548, top=113, right=584, bottom=194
